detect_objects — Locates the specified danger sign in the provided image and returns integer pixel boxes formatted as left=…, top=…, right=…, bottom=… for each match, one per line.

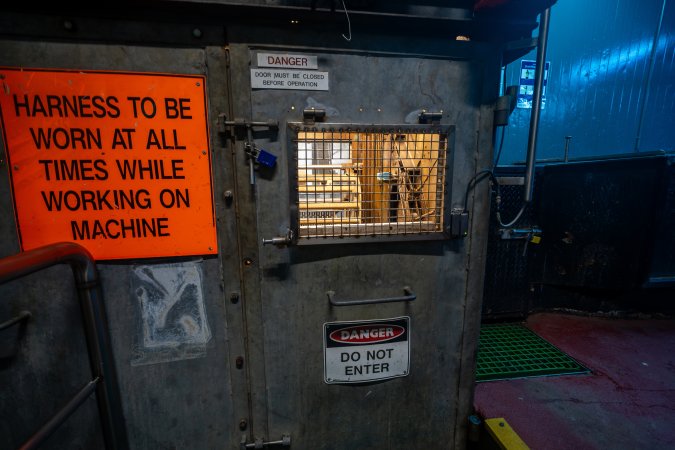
left=0, top=68, right=216, bottom=260
left=324, top=317, right=410, bottom=384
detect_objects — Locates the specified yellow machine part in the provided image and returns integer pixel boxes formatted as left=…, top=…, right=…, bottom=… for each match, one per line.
left=484, top=418, right=530, bottom=450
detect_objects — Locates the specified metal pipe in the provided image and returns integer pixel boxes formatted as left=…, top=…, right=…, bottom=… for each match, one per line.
left=0, top=242, right=129, bottom=450
left=19, top=378, right=100, bottom=450
left=0, top=243, right=91, bottom=284
left=634, top=0, right=667, bottom=152
left=0, top=310, right=31, bottom=331
left=523, top=7, right=551, bottom=203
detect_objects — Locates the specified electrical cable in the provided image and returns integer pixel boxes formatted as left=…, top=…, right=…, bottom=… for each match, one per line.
left=463, top=169, right=500, bottom=213
left=340, top=0, right=352, bottom=42
left=463, top=63, right=527, bottom=229
left=493, top=126, right=506, bottom=169
left=497, top=203, right=526, bottom=228
left=493, top=62, right=528, bottom=228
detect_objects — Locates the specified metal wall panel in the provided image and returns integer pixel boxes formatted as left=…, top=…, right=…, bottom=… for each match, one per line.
left=0, top=41, right=237, bottom=449
left=499, top=0, right=673, bottom=164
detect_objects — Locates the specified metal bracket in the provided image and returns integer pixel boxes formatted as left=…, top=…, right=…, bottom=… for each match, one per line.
left=499, top=227, right=542, bottom=240
left=494, top=86, right=518, bottom=127
left=302, top=108, right=326, bottom=125
left=240, top=435, right=291, bottom=449
left=448, top=209, right=469, bottom=238
left=499, top=227, right=542, bottom=257
left=418, top=111, right=442, bottom=125
left=219, top=115, right=279, bottom=185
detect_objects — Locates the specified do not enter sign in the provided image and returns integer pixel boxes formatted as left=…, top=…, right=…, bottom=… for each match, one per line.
left=324, top=317, right=410, bottom=384
left=0, top=68, right=216, bottom=260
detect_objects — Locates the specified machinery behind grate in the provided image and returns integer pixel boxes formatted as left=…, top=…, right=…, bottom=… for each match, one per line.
left=294, top=128, right=447, bottom=239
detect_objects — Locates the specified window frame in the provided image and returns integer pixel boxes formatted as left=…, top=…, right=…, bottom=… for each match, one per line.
left=287, top=123, right=455, bottom=245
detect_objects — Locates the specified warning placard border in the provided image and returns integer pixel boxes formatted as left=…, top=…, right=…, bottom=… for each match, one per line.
left=0, top=67, right=217, bottom=261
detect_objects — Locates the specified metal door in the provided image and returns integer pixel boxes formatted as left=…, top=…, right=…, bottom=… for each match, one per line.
left=227, top=40, right=496, bottom=449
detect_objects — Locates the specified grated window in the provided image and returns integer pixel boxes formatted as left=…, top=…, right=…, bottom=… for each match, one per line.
left=292, top=126, right=448, bottom=240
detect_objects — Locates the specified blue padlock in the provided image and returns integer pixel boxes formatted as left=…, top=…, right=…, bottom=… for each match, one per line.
left=255, top=148, right=277, bottom=168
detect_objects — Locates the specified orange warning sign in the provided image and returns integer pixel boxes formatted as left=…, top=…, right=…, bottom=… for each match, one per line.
left=0, top=68, right=217, bottom=260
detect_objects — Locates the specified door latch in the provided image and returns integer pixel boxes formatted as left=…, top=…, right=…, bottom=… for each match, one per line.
left=499, top=227, right=542, bottom=256
left=240, top=434, right=291, bottom=449
left=219, top=115, right=279, bottom=185
left=262, top=228, right=294, bottom=247
left=499, top=227, right=542, bottom=240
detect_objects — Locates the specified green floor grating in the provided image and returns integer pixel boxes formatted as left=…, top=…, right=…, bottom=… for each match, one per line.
left=476, top=323, right=589, bottom=382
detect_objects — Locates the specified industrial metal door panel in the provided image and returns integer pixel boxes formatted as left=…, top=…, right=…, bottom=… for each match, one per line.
left=228, top=44, right=491, bottom=449
left=0, top=40, right=238, bottom=449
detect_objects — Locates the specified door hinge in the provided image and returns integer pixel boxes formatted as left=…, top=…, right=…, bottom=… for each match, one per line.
left=302, top=108, right=326, bottom=125
left=418, top=110, right=443, bottom=125
left=240, top=434, right=291, bottom=449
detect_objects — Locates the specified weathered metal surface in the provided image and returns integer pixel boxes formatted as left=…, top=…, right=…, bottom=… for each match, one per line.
left=0, top=3, right=518, bottom=448
left=0, top=41, right=236, bottom=449
left=226, top=25, right=499, bottom=446
left=0, top=242, right=128, bottom=450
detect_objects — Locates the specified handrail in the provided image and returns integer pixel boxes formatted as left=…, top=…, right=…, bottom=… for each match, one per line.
left=0, top=242, right=129, bottom=450
left=0, top=310, right=31, bottom=331
left=20, top=378, right=100, bottom=450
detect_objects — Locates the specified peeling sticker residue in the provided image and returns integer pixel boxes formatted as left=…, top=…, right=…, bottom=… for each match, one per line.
left=131, top=261, right=211, bottom=366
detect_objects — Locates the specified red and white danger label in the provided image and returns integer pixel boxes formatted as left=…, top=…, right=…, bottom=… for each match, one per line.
left=323, top=317, right=410, bottom=384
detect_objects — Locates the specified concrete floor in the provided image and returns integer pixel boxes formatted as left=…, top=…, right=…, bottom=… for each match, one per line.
left=474, top=312, right=675, bottom=450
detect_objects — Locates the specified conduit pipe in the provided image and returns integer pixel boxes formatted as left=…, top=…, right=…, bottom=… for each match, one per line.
left=523, top=7, right=551, bottom=203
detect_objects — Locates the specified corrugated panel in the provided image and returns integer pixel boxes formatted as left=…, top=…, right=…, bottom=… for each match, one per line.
left=499, top=0, right=673, bottom=164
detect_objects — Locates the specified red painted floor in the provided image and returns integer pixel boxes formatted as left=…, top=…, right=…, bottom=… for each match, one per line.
left=474, top=313, right=675, bottom=450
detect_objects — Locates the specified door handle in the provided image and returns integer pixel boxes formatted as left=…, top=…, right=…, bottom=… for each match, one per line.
left=327, top=286, right=415, bottom=306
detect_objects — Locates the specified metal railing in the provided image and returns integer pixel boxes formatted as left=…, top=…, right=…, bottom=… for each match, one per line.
left=0, top=242, right=129, bottom=450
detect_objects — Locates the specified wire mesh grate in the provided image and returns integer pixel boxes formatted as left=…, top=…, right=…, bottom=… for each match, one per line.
left=476, top=323, right=589, bottom=382
left=293, top=127, right=447, bottom=239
